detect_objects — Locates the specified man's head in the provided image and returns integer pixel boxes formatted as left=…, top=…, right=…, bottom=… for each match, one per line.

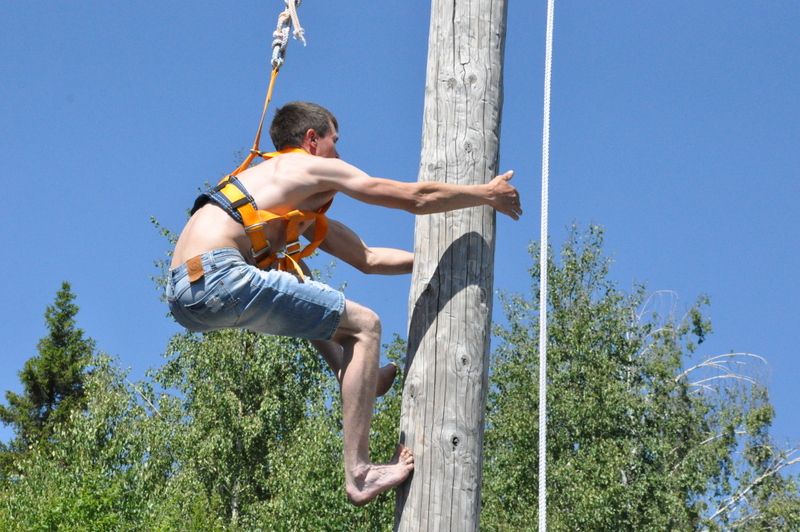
left=270, top=102, right=339, bottom=156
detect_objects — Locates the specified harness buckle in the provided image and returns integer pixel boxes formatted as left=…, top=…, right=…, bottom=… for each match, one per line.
left=245, top=222, right=272, bottom=260
left=251, top=244, right=272, bottom=261
left=285, top=240, right=302, bottom=255
left=244, top=221, right=267, bottom=236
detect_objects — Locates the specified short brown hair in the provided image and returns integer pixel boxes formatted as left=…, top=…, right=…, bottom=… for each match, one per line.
left=270, top=102, right=338, bottom=150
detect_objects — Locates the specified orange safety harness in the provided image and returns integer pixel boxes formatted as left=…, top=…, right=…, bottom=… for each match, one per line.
left=209, top=147, right=331, bottom=280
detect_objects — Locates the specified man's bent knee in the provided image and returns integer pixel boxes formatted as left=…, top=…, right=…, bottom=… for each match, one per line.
left=338, top=300, right=381, bottom=340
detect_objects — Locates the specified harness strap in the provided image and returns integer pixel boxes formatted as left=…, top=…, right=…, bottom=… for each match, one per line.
left=231, top=68, right=281, bottom=177
left=229, top=1, right=305, bottom=177
left=257, top=204, right=329, bottom=277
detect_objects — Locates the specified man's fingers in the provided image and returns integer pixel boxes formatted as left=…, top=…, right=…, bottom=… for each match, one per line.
left=490, top=170, right=520, bottom=220
left=502, top=205, right=522, bottom=220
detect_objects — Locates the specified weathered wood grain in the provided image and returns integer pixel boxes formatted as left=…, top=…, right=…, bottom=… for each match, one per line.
left=395, top=1, right=507, bottom=530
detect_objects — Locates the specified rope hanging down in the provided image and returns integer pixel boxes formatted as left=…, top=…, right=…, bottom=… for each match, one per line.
left=231, top=0, right=306, bottom=176
left=539, top=1, right=556, bottom=531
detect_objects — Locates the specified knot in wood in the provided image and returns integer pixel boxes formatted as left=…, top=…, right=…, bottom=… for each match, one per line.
left=407, top=381, right=418, bottom=399
left=441, top=425, right=466, bottom=456
left=455, top=346, right=472, bottom=375
left=422, top=278, right=439, bottom=298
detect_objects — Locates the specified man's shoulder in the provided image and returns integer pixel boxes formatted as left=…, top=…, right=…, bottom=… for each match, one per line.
left=304, top=156, right=367, bottom=184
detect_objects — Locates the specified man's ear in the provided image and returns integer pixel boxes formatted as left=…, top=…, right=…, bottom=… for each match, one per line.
left=302, top=128, right=318, bottom=154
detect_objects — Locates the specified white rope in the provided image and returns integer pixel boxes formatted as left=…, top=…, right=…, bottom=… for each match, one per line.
left=271, top=0, right=306, bottom=70
left=285, top=0, right=306, bottom=45
left=539, top=1, right=555, bottom=531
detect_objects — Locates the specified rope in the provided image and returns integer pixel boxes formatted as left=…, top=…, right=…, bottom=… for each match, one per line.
left=231, top=0, right=306, bottom=177
left=271, top=0, right=305, bottom=69
left=539, top=1, right=556, bottom=531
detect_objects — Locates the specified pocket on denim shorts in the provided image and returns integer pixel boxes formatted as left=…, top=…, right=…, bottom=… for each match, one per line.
left=181, top=280, right=240, bottom=328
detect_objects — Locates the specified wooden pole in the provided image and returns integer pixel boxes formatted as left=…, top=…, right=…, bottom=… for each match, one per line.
left=395, top=1, right=507, bottom=530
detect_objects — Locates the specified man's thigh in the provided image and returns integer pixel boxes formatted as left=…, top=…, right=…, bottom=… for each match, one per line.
left=235, top=267, right=345, bottom=340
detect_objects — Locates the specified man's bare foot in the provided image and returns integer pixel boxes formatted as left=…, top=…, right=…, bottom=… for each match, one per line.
left=337, top=363, right=397, bottom=397
left=375, top=363, right=398, bottom=397
left=346, top=445, right=414, bottom=506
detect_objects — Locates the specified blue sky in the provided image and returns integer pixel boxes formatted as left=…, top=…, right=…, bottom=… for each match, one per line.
left=1, top=1, right=797, bottom=463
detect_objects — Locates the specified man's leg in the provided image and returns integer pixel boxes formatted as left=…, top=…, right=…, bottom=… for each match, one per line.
left=298, top=259, right=398, bottom=397
left=311, top=338, right=398, bottom=397
left=332, top=299, right=414, bottom=505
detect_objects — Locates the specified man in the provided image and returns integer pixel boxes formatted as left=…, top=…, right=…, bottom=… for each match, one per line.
left=167, top=101, right=522, bottom=505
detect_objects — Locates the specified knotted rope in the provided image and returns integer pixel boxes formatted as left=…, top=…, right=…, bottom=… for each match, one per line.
left=271, top=0, right=306, bottom=70
left=231, top=0, right=307, bottom=176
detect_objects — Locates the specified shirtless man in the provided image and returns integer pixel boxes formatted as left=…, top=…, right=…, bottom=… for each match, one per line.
left=167, top=101, right=522, bottom=505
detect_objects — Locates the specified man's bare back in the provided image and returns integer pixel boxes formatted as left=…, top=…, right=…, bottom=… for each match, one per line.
left=171, top=153, right=339, bottom=269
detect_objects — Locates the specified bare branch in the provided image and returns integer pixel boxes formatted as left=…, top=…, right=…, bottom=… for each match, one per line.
left=690, top=373, right=759, bottom=388
left=707, top=449, right=800, bottom=522
left=636, top=290, right=680, bottom=323
left=730, top=508, right=761, bottom=529
left=126, top=379, right=161, bottom=417
left=689, top=383, right=716, bottom=395
left=677, top=353, right=767, bottom=382
left=700, top=431, right=748, bottom=446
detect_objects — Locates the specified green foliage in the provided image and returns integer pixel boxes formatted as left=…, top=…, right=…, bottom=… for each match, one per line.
left=154, top=328, right=331, bottom=525
left=2, top=228, right=797, bottom=529
left=0, top=354, right=181, bottom=530
left=0, top=318, right=406, bottom=530
left=481, top=225, right=800, bottom=531
left=149, top=217, right=178, bottom=301
left=0, top=282, right=94, bottom=472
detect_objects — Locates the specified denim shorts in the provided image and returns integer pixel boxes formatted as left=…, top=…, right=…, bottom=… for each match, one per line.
left=166, top=248, right=345, bottom=340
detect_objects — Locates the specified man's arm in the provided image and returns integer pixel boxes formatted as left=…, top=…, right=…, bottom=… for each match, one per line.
left=308, top=219, right=413, bottom=275
left=312, top=159, right=523, bottom=220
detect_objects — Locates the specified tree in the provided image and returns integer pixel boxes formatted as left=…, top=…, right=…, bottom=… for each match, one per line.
left=156, top=329, right=409, bottom=530
left=153, top=328, right=331, bottom=526
left=0, top=354, right=184, bottom=530
left=5, top=227, right=795, bottom=529
left=481, top=225, right=800, bottom=530
left=0, top=334, right=408, bottom=530
left=0, top=282, right=94, bottom=471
